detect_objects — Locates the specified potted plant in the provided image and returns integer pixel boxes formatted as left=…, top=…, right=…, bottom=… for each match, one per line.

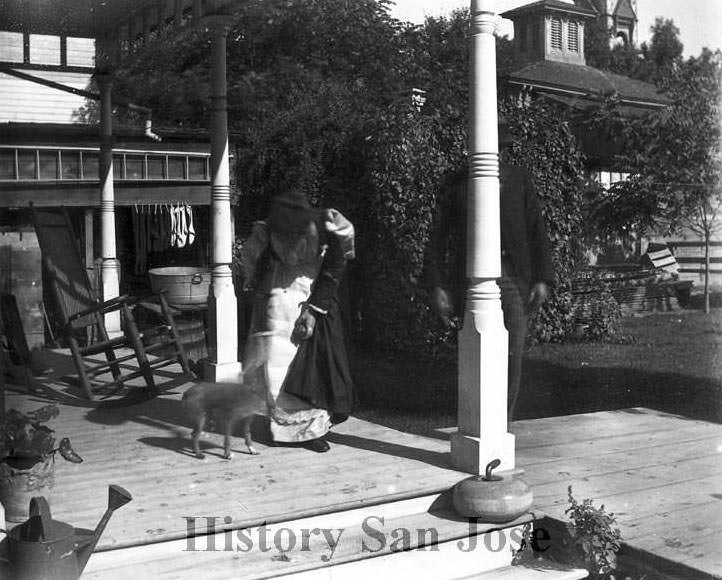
left=0, top=404, right=82, bottom=523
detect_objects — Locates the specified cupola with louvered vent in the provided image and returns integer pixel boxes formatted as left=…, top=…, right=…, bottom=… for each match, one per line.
left=501, top=0, right=596, bottom=65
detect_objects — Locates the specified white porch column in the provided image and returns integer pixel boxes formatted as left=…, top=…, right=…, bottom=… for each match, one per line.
left=98, top=74, right=122, bottom=337
left=450, top=0, right=515, bottom=474
left=204, top=17, right=242, bottom=382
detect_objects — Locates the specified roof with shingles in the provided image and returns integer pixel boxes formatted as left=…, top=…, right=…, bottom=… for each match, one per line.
left=506, top=60, right=671, bottom=107
left=501, top=0, right=597, bottom=19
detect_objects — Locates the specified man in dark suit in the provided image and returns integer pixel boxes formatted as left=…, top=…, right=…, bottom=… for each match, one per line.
left=428, top=135, right=554, bottom=420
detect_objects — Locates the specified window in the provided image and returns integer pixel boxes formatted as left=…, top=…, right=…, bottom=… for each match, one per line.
left=29, top=34, right=61, bottom=66
left=82, top=152, right=99, bottom=180
left=551, top=17, right=562, bottom=50
left=147, top=155, right=166, bottom=179
left=568, top=21, right=579, bottom=52
left=125, top=155, right=145, bottom=179
left=0, top=150, right=15, bottom=180
left=0, top=148, right=210, bottom=182
left=168, top=156, right=186, bottom=179
left=66, top=37, right=95, bottom=67
left=61, top=151, right=80, bottom=179
left=38, top=150, right=59, bottom=180
left=188, top=157, right=207, bottom=180
left=0, top=31, right=23, bottom=62
left=113, top=156, right=124, bottom=179
left=17, top=151, right=37, bottom=180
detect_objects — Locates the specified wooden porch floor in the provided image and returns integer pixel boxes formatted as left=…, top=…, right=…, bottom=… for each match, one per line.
left=2, top=350, right=721, bottom=578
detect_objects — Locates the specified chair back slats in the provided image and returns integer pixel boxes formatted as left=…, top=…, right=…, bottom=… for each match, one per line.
left=31, top=207, right=97, bottom=328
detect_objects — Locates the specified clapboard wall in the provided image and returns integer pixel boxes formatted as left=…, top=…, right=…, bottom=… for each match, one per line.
left=0, top=70, right=93, bottom=124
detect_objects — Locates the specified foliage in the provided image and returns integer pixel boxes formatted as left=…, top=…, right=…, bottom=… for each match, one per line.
left=510, top=488, right=622, bottom=579
left=500, top=95, right=594, bottom=342
left=564, top=486, right=622, bottom=579
left=588, top=45, right=721, bottom=312
left=0, top=405, right=83, bottom=468
left=354, top=102, right=465, bottom=351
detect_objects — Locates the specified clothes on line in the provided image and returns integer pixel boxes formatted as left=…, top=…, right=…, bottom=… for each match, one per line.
left=132, top=203, right=196, bottom=275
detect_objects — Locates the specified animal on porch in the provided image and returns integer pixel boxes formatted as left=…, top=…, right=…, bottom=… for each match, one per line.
left=182, top=372, right=276, bottom=459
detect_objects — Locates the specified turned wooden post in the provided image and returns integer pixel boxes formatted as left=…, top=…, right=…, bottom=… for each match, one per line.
left=204, top=16, right=242, bottom=382
left=97, top=73, right=121, bottom=337
left=450, top=0, right=515, bottom=473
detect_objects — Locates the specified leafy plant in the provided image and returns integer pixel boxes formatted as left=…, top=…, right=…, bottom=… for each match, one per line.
left=0, top=405, right=83, bottom=469
left=512, top=488, right=622, bottom=579
left=564, top=486, right=622, bottom=579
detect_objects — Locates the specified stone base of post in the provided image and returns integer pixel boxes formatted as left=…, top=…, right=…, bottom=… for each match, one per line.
left=204, top=267, right=242, bottom=383
left=101, top=258, right=121, bottom=338
left=202, top=359, right=243, bottom=383
left=450, top=292, right=515, bottom=474
left=450, top=431, right=515, bottom=474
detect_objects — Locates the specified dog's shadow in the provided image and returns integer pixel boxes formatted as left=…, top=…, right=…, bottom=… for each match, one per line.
left=137, top=418, right=274, bottom=459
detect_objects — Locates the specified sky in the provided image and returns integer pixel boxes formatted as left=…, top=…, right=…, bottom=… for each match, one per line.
left=388, top=0, right=722, bottom=57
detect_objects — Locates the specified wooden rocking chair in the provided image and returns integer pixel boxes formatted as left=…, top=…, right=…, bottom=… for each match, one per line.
left=31, top=206, right=191, bottom=400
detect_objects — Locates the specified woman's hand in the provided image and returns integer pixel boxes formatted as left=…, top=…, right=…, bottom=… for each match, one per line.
left=291, top=309, right=317, bottom=344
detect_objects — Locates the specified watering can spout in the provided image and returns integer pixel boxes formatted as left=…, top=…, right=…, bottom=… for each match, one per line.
left=76, top=484, right=132, bottom=573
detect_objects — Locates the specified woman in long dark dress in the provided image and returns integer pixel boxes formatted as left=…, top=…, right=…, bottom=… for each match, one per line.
left=240, top=190, right=355, bottom=452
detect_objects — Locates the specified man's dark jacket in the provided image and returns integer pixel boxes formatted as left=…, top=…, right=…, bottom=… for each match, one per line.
left=427, top=163, right=554, bottom=311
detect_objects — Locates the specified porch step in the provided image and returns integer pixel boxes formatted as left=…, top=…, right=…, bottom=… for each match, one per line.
left=83, top=491, right=535, bottom=580
left=459, top=563, right=588, bottom=579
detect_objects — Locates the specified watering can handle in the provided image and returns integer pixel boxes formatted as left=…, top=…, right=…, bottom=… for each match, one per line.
left=28, top=496, right=53, bottom=541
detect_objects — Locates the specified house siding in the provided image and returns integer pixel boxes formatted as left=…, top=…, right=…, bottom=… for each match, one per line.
left=0, top=70, right=93, bottom=124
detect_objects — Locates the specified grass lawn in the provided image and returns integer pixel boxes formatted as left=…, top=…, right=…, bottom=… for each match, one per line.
left=352, top=306, right=722, bottom=434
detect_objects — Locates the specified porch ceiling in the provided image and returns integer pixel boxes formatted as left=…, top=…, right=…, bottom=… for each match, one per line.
left=0, top=0, right=147, bottom=36
left=1, top=0, right=241, bottom=37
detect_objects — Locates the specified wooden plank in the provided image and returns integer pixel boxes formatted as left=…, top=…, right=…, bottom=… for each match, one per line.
left=533, top=470, right=722, bottom=520
left=624, top=501, right=722, bottom=547
left=520, top=437, right=719, bottom=488
left=513, top=408, right=718, bottom=450
left=464, top=564, right=588, bottom=579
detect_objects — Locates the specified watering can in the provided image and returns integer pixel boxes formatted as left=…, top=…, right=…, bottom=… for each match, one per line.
left=5, top=484, right=132, bottom=580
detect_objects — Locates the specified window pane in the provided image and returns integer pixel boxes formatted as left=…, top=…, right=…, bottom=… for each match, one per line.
left=0, top=31, right=23, bottom=62
left=17, top=151, right=37, bottom=180
left=113, top=156, right=124, bottom=179
left=29, top=34, right=61, bottom=66
left=0, top=150, right=15, bottom=180
left=82, top=152, right=99, bottom=179
left=66, top=37, right=95, bottom=67
left=168, top=156, right=186, bottom=179
left=188, top=157, right=207, bottom=180
left=38, top=150, right=59, bottom=179
left=147, top=155, right=166, bottom=179
left=0, top=149, right=15, bottom=179
left=126, top=156, right=145, bottom=179
left=61, top=151, right=80, bottom=179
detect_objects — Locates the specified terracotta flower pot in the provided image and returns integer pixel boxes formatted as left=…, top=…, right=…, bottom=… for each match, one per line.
left=0, top=456, right=55, bottom=523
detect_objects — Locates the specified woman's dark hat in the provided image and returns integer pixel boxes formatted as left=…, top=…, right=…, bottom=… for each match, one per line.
left=267, top=189, right=316, bottom=236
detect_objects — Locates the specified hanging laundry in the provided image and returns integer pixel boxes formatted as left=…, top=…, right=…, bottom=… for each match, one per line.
left=186, top=204, right=195, bottom=246
left=170, top=203, right=177, bottom=248
left=176, top=202, right=187, bottom=248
